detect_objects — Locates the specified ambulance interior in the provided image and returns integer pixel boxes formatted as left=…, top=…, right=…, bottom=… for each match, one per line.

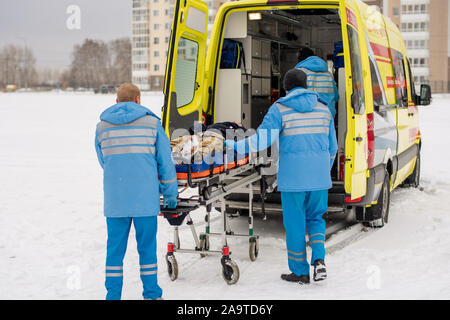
left=215, top=8, right=345, bottom=181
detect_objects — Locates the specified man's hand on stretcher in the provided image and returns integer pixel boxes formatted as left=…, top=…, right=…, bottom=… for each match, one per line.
left=163, top=197, right=178, bottom=209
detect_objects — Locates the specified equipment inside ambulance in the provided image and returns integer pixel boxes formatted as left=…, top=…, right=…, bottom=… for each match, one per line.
left=162, top=0, right=432, bottom=228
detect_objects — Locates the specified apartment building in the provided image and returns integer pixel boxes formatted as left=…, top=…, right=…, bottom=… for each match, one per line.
left=132, top=0, right=151, bottom=90
left=363, top=0, right=449, bottom=91
left=132, top=0, right=173, bottom=91
left=132, top=0, right=222, bottom=91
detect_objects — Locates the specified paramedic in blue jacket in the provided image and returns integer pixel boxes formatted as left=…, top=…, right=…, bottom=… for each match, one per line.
left=225, top=69, right=337, bottom=285
left=95, top=83, right=178, bottom=300
left=295, top=47, right=339, bottom=118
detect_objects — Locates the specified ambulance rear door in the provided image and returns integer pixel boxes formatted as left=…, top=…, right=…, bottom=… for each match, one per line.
left=162, top=0, right=209, bottom=138
left=340, top=0, right=369, bottom=200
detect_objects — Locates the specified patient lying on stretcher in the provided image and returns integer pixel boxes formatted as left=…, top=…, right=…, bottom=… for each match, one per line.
left=170, top=122, right=251, bottom=180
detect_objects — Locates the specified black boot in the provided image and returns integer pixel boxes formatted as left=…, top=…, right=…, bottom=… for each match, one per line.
left=281, top=273, right=310, bottom=285
left=313, top=259, right=327, bottom=283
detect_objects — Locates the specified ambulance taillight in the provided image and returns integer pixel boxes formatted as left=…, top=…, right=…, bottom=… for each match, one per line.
left=367, top=113, right=375, bottom=168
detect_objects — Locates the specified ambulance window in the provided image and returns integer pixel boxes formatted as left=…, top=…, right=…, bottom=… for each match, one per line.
left=391, top=49, right=408, bottom=106
left=174, top=37, right=198, bottom=108
left=369, top=59, right=385, bottom=107
left=347, top=26, right=365, bottom=114
left=406, top=59, right=416, bottom=98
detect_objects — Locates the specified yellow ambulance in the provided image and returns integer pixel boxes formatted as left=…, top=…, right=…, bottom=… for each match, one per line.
left=162, top=0, right=432, bottom=227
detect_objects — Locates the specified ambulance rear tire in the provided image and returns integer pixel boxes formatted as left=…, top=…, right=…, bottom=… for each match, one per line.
left=365, top=172, right=391, bottom=228
left=166, top=254, right=178, bottom=281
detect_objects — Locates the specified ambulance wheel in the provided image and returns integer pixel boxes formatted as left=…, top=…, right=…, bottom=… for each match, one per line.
left=365, top=172, right=391, bottom=228
left=249, top=238, right=259, bottom=261
left=166, top=254, right=178, bottom=281
left=403, top=153, right=421, bottom=188
left=221, top=259, right=240, bottom=285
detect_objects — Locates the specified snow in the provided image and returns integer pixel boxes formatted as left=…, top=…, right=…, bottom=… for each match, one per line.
left=0, top=91, right=449, bottom=300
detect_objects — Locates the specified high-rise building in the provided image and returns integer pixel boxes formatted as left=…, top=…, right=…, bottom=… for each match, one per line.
left=132, top=0, right=223, bottom=91
left=132, top=0, right=151, bottom=90
left=400, top=0, right=449, bottom=90
left=132, top=0, right=173, bottom=91
left=362, top=0, right=449, bottom=91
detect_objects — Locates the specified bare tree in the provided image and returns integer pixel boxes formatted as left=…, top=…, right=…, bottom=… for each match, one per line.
left=37, top=67, right=62, bottom=86
left=109, top=38, right=132, bottom=85
left=68, top=39, right=111, bottom=89
left=0, top=44, right=37, bottom=89
left=65, top=37, right=131, bottom=89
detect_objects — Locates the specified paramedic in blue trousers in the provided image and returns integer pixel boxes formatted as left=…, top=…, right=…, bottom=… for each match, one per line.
left=95, top=83, right=178, bottom=300
left=295, top=47, right=339, bottom=118
left=225, top=69, right=338, bottom=285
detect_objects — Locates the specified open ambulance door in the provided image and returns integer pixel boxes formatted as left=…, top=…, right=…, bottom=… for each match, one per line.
left=162, top=0, right=208, bottom=138
left=340, top=0, right=369, bottom=200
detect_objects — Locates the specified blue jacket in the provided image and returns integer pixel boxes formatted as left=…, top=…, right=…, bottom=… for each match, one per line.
left=95, top=102, right=178, bottom=217
left=295, top=56, right=339, bottom=118
left=241, top=88, right=338, bottom=192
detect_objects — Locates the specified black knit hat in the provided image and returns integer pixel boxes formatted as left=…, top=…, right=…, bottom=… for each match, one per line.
left=283, top=69, right=308, bottom=91
left=297, top=47, right=314, bottom=62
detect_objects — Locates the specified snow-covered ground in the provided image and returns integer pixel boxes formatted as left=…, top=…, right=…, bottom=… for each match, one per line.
left=0, top=91, right=449, bottom=300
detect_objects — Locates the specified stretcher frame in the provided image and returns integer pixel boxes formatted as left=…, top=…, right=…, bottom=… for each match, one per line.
left=161, top=149, right=274, bottom=285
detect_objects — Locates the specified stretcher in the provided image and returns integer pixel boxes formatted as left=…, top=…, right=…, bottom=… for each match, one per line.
left=160, top=148, right=275, bottom=285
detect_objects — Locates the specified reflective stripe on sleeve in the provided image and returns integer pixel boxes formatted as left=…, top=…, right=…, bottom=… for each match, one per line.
left=160, top=177, right=177, bottom=184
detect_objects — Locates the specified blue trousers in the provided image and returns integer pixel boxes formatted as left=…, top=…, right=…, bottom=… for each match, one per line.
left=105, top=216, right=162, bottom=300
left=281, top=190, right=328, bottom=276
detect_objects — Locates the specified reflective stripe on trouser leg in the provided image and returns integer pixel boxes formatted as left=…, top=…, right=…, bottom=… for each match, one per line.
left=305, top=190, right=328, bottom=265
left=281, top=192, right=310, bottom=276
left=105, top=217, right=132, bottom=300
left=133, top=216, right=162, bottom=300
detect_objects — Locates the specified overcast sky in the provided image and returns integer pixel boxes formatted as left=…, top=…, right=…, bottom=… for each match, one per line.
left=0, top=0, right=132, bottom=70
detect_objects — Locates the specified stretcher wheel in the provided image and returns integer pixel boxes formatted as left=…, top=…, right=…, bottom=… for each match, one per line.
left=249, top=238, right=259, bottom=261
left=221, top=258, right=240, bottom=285
left=165, top=254, right=178, bottom=281
left=199, top=235, right=210, bottom=258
